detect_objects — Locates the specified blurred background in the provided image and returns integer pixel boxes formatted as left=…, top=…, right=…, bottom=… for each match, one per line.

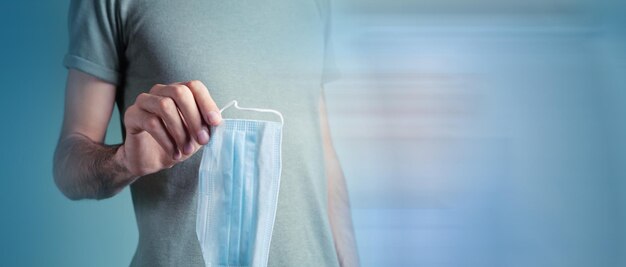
left=1, top=0, right=625, bottom=266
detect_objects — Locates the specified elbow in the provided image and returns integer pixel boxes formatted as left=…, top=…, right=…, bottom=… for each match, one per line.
left=53, top=171, right=84, bottom=201
left=54, top=181, right=81, bottom=201
left=53, top=169, right=118, bottom=202
left=53, top=153, right=89, bottom=201
left=62, top=190, right=84, bottom=201
left=53, top=143, right=80, bottom=200
left=53, top=136, right=120, bottom=201
left=53, top=173, right=113, bottom=201
left=52, top=138, right=121, bottom=201
left=95, top=187, right=119, bottom=200
left=53, top=170, right=114, bottom=201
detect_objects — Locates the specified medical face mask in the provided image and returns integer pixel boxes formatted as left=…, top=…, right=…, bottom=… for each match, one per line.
left=196, top=100, right=283, bottom=267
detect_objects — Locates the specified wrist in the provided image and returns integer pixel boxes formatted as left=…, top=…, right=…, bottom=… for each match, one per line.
left=112, top=144, right=138, bottom=184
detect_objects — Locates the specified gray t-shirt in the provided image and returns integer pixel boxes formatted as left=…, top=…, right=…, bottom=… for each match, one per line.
left=64, top=0, right=340, bottom=266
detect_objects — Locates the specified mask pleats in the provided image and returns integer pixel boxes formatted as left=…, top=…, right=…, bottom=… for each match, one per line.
left=197, top=112, right=283, bottom=267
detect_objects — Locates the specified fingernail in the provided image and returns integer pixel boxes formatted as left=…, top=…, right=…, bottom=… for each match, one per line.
left=208, top=111, right=222, bottom=125
left=173, top=149, right=182, bottom=160
left=183, top=141, right=194, bottom=155
left=197, top=126, right=210, bottom=144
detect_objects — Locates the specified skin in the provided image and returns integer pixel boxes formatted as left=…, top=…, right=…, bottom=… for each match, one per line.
left=320, top=92, right=361, bottom=267
left=53, top=69, right=359, bottom=266
left=53, top=70, right=222, bottom=199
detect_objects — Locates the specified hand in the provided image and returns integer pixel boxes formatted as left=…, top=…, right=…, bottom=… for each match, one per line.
left=118, top=80, right=222, bottom=177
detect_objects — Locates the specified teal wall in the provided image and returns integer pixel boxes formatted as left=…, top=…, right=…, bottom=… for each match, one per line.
left=0, top=2, right=136, bottom=266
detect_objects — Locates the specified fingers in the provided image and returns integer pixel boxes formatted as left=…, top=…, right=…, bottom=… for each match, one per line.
left=123, top=81, right=219, bottom=167
left=181, top=80, right=222, bottom=126
left=127, top=80, right=219, bottom=161
left=150, top=84, right=210, bottom=146
left=124, top=105, right=180, bottom=160
left=135, top=92, right=192, bottom=155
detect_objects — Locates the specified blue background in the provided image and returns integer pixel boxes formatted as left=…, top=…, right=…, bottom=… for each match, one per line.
left=2, top=0, right=626, bottom=266
left=0, top=1, right=136, bottom=266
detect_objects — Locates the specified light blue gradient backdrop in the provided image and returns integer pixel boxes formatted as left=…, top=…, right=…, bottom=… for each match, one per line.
left=1, top=1, right=626, bottom=266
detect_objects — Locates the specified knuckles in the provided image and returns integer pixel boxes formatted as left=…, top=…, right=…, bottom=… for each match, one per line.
left=135, top=92, right=150, bottom=103
left=169, top=84, right=190, bottom=100
left=158, top=97, right=175, bottom=111
left=187, top=80, right=204, bottom=90
left=123, top=105, right=136, bottom=121
left=143, top=116, right=162, bottom=132
left=149, top=84, right=165, bottom=93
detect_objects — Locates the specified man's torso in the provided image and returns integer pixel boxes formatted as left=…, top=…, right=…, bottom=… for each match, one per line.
left=112, top=1, right=338, bottom=266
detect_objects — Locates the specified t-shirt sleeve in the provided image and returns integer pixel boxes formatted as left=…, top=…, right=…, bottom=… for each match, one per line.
left=63, top=0, right=125, bottom=85
left=321, top=2, right=341, bottom=85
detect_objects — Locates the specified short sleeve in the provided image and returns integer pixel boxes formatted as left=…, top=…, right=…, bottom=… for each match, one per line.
left=321, top=1, right=341, bottom=85
left=63, top=0, right=125, bottom=85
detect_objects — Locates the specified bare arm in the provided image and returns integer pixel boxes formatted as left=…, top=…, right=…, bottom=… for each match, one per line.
left=320, top=92, right=360, bottom=267
left=53, top=70, right=133, bottom=200
left=54, top=70, right=221, bottom=200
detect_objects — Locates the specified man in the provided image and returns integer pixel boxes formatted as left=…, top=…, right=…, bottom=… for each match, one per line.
left=53, top=0, right=359, bottom=266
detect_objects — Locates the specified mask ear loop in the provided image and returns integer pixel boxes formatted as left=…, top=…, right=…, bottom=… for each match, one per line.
left=220, top=100, right=284, bottom=125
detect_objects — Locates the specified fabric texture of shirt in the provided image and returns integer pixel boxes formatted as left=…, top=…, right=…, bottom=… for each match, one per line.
left=64, top=0, right=340, bottom=266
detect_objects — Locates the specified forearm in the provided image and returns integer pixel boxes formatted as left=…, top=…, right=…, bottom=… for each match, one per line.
left=319, top=92, right=360, bottom=266
left=53, top=133, right=135, bottom=200
left=327, top=155, right=360, bottom=267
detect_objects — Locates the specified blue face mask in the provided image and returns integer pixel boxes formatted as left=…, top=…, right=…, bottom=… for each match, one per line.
left=196, top=100, right=283, bottom=267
